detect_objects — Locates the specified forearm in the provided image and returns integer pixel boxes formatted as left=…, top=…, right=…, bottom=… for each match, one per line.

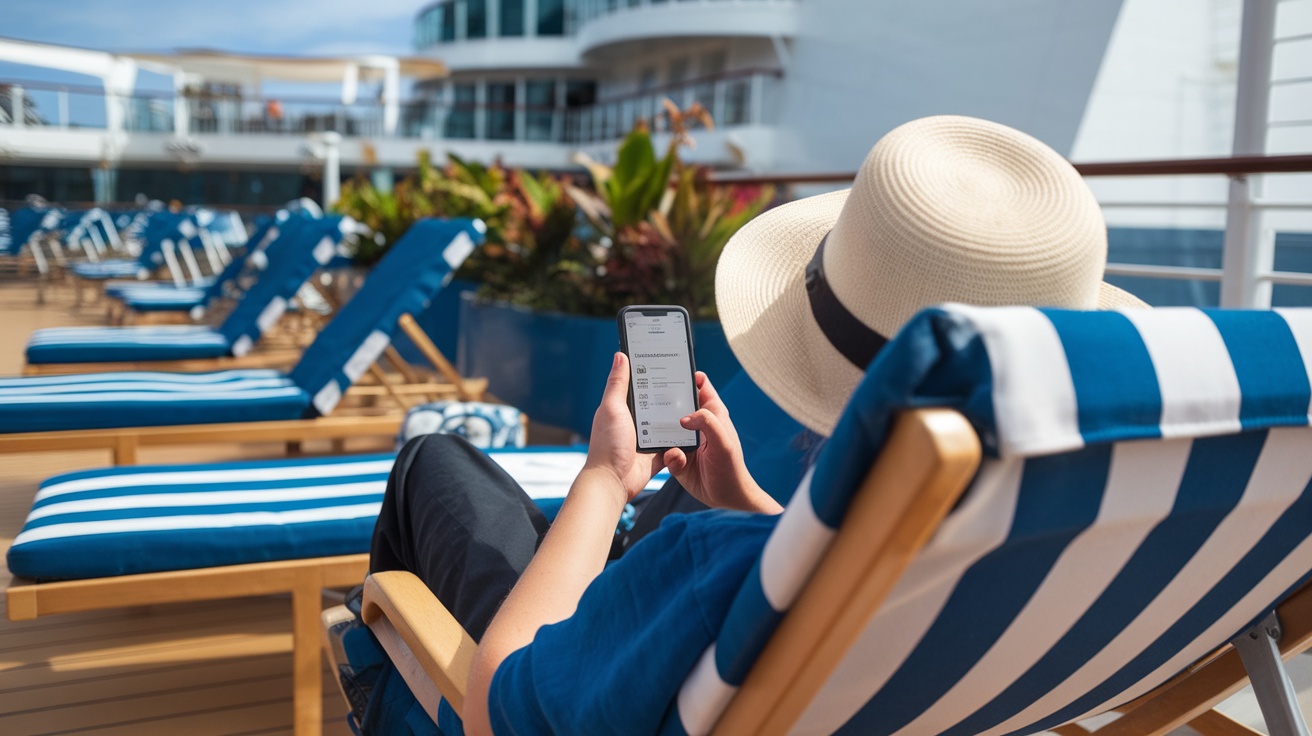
left=464, top=466, right=628, bottom=735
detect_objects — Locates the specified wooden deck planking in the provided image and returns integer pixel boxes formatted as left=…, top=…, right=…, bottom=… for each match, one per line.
left=0, top=281, right=357, bottom=735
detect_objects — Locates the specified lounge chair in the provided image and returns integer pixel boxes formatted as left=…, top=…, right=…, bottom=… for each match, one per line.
left=358, top=304, right=1312, bottom=736
left=0, top=217, right=488, bottom=465
left=0, top=205, right=61, bottom=278
left=23, top=214, right=346, bottom=374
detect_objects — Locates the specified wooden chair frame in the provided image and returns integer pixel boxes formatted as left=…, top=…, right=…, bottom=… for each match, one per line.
left=346, top=408, right=1312, bottom=736
left=7, top=552, right=369, bottom=736
left=0, top=314, right=487, bottom=465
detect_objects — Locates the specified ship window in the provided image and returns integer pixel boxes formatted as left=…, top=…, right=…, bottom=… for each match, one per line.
left=500, top=0, right=525, bottom=36
left=486, top=82, right=517, bottom=140
left=467, top=0, right=488, bottom=38
left=442, top=2, right=457, bottom=41
left=526, top=80, right=556, bottom=141
left=446, top=84, right=477, bottom=139
left=538, top=0, right=565, bottom=36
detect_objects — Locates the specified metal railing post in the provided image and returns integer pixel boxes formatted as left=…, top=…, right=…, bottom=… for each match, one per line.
left=11, top=85, right=23, bottom=128
left=1220, top=0, right=1278, bottom=308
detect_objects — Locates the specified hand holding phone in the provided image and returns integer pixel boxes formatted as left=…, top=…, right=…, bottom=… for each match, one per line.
left=618, top=305, right=700, bottom=453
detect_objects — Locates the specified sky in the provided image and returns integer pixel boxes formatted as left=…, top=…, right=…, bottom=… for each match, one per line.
left=1, top=0, right=422, bottom=93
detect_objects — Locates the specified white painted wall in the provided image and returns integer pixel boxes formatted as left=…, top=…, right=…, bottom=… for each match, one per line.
left=769, top=0, right=1124, bottom=173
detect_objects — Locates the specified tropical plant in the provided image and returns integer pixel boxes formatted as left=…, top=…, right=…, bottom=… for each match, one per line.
left=331, top=101, right=773, bottom=318
left=566, top=101, right=773, bottom=318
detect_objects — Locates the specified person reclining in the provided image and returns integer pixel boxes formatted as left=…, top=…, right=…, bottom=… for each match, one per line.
left=364, top=114, right=1148, bottom=734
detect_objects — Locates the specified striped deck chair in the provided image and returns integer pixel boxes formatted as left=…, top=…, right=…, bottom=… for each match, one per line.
left=0, top=205, right=61, bottom=277
left=360, top=304, right=1312, bottom=736
left=23, top=214, right=344, bottom=373
left=0, top=218, right=488, bottom=465
left=102, top=213, right=281, bottom=321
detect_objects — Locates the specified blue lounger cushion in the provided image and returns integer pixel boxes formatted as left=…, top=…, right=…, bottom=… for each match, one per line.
left=26, top=325, right=233, bottom=364
left=0, top=369, right=309, bottom=432
left=72, top=260, right=151, bottom=280
left=7, top=448, right=671, bottom=581
left=105, top=280, right=213, bottom=300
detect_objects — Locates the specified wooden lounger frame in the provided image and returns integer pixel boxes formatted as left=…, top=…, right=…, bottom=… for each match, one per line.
left=2, top=313, right=487, bottom=465
left=348, top=408, right=1312, bottom=736
left=8, top=553, right=369, bottom=736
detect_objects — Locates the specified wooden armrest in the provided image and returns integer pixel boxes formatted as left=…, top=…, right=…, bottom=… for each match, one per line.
left=362, top=570, right=478, bottom=720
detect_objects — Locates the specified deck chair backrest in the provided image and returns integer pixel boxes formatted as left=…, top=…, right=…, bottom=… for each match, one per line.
left=6, top=207, right=59, bottom=256
left=216, top=214, right=345, bottom=356
left=675, top=305, right=1312, bottom=736
left=134, top=211, right=191, bottom=273
left=289, top=218, right=484, bottom=417
left=194, top=214, right=280, bottom=311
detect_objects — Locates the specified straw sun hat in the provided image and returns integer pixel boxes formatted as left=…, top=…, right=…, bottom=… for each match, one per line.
left=716, top=115, right=1147, bottom=436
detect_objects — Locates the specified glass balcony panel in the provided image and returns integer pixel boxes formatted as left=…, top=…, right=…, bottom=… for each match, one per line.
left=526, top=80, right=556, bottom=141
left=486, top=81, right=516, bottom=140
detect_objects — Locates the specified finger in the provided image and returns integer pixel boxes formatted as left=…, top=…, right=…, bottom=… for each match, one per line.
left=664, top=448, right=688, bottom=475
left=681, top=408, right=732, bottom=449
left=600, top=352, right=630, bottom=409
left=698, top=373, right=729, bottom=417
left=650, top=452, right=669, bottom=479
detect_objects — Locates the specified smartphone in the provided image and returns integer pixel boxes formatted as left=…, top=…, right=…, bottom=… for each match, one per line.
left=617, top=305, right=700, bottom=453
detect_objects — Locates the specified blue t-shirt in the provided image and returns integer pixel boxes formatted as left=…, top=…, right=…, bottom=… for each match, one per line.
left=478, top=509, right=777, bottom=735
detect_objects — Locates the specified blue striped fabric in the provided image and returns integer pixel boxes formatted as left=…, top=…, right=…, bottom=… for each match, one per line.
left=3, top=207, right=60, bottom=257
left=0, top=369, right=309, bottom=432
left=25, top=215, right=339, bottom=365
left=106, top=215, right=279, bottom=314
left=70, top=211, right=183, bottom=281
left=290, top=218, right=484, bottom=416
left=669, top=305, right=1312, bottom=736
left=6, top=447, right=671, bottom=581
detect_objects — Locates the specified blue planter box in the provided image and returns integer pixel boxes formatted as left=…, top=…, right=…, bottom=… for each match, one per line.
left=457, top=295, right=743, bottom=437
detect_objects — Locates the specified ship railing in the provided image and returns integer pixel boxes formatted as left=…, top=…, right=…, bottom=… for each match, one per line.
left=562, top=68, right=782, bottom=144
left=0, top=69, right=782, bottom=145
left=708, top=155, right=1312, bottom=309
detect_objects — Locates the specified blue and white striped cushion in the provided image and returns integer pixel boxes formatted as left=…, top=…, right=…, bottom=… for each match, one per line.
left=671, top=306, right=1312, bottom=736
left=71, top=259, right=149, bottom=280
left=0, top=369, right=309, bottom=432
left=26, top=325, right=232, bottom=364
left=7, top=447, right=670, bottom=581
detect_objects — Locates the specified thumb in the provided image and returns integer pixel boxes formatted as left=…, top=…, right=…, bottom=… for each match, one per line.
left=601, top=352, right=630, bottom=408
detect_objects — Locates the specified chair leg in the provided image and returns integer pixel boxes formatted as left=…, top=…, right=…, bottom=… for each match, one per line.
left=113, top=436, right=138, bottom=465
left=292, top=580, right=325, bottom=736
left=1189, top=709, right=1266, bottom=736
left=1233, top=611, right=1311, bottom=736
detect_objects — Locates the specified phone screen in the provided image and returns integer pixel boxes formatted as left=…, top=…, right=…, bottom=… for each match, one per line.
left=624, top=309, right=699, bottom=451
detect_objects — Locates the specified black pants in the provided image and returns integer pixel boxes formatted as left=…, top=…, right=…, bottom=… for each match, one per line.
left=369, top=433, right=710, bottom=640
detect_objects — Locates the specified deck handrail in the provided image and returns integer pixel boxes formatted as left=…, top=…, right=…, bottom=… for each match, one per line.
left=706, top=154, right=1312, bottom=186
